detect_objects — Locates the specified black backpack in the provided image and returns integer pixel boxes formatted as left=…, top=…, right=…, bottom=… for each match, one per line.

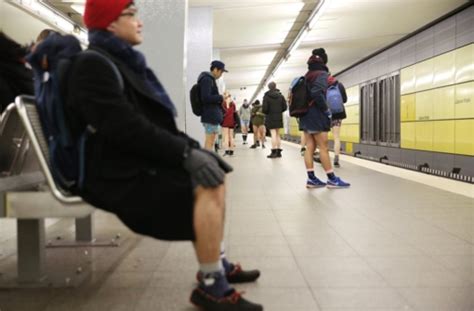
left=26, top=33, right=123, bottom=192
left=190, top=83, right=202, bottom=116
left=289, top=76, right=309, bottom=117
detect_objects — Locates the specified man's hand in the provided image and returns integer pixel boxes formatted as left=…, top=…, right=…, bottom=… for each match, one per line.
left=200, top=149, right=233, bottom=173
left=183, top=149, right=225, bottom=188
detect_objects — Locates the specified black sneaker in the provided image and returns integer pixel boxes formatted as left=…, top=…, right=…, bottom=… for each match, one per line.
left=250, top=144, right=257, bottom=149
left=190, top=288, right=263, bottom=311
left=226, top=263, right=261, bottom=283
left=334, top=161, right=340, bottom=168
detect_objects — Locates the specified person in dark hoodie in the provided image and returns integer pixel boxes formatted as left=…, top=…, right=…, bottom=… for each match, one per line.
left=262, top=81, right=287, bottom=158
left=198, top=60, right=227, bottom=150
left=0, top=32, right=34, bottom=113
left=300, top=48, right=350, bottom=189
left=40, top=1, right=262, bottom=310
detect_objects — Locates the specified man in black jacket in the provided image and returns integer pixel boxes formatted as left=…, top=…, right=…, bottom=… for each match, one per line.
left=65, top=1, right=262, bottom=310
left=198, top=61, right=226, bottom=150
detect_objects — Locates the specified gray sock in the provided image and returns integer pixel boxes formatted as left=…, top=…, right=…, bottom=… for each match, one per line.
left=200, top=261, right=224, bottom=275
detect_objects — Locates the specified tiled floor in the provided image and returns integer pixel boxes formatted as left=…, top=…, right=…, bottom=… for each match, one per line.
left=0, top=138, right=473, bottom=311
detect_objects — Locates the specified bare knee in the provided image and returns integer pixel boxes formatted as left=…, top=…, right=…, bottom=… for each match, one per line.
left=195, top=184, right=226, bottom=212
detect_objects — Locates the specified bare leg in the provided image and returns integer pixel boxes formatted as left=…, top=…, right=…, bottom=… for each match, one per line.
left=270, top=129, right=278, bottom=149
left=332, top=125, right=341, bottom=156
left=193, top=185, right=225, bottom=264
left=205, top=133, right=217, bottom=151
left=253, top=125, right=259, bottom=144
left=304, top=133, right=316, bottom=170
left=259, top=126, right=266, bottom=145
left=222, top=127, right=230, bottom=152
left=300, top=131, right=306, bottom=148
left=275, top=128, right=281, bottom=149
left=229, top=128, right=234, bottom=151
left=314, top=132, right=332, bottom=172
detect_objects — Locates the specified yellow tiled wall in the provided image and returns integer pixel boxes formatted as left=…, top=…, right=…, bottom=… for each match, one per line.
left=400, top=43, right=474, bottom=156
left=455, top=120, right=474, bottom=155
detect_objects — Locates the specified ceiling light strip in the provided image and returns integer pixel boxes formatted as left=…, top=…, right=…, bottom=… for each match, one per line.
left=6, top=0, right=88, bottom=44
left=250, top=0, right=327, bottom=102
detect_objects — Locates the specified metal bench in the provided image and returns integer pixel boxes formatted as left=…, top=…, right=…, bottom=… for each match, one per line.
left=0, top=96, right=96, bottom=284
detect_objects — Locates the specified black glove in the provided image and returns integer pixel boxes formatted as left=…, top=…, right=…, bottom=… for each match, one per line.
left=200, top=149, right=233, bottom=173
left=183, top=148, right=225, bottom=188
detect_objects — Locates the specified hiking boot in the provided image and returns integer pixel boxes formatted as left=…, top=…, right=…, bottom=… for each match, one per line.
left=267, top=149, right=278, bottom=158
left=327, top=176, right=350, bottom=189
left=226, top=263, right=261, bottom=283
left=190, top=288, right=263, bottom=311
left=306, top=177, right=326, bottom=188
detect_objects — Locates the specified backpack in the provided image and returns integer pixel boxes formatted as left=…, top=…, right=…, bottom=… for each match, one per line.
left=326, top=83, right=344, bottom=114
left=190, top=83, right=202, bottom=116
left=289, top=76, right=310, bottom=117
left=26, top=33, right=123, bottom=193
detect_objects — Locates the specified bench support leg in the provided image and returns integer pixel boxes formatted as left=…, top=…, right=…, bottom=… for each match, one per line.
left=17, top=219, right=45, bottom=283
left=75, top=214, right=94, bottom=242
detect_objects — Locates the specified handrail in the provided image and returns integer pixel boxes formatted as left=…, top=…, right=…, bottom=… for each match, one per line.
left=14, top=95, right=83, bottom=204
left=0, top=103, right=17, bottom=134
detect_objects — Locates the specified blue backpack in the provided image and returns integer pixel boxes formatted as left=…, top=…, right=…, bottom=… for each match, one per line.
left=326, top=83, right=344, bottom=114
left=26, top=34, right=123, bottom=193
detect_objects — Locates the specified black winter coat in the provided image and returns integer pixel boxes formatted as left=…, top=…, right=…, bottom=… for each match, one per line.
left=0, top=61, right=33, bottom=113
left=66, top=48, right=199, bottom=241
left=262, top=89, right=287, bottom=129
left=198, top=72, right=223, bottom=125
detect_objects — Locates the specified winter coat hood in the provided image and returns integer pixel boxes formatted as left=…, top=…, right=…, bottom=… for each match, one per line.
left=198, top=71, right=215, bottom=82
left=265, top=89, right=282, bottom=99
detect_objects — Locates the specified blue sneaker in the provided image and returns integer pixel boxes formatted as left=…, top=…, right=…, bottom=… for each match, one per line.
left=306, top=177, right=326, bottom=188
left=327, top=176, right=350, bottom=188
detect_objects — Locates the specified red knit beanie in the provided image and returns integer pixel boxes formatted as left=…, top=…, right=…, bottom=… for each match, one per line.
left=83, top=0, right=132, bottom=30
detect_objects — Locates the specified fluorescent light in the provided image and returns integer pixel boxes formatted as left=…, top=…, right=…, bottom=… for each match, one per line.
left=249, top=0, right=329, bottom=103
left=71, top=4, right=85, bottom=15
left=7, top=0, right=88, bottom=44
left=307, top=0, right=326, bottom=30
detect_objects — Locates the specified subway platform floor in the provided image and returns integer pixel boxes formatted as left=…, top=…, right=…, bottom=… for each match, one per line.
left=0, top=137, right=473, bottom=311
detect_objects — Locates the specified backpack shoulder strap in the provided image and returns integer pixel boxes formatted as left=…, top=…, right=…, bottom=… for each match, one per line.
left=81, top=49, right=124, bottom=91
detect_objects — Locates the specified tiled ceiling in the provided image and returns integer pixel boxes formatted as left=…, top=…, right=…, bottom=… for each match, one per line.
left=46, top=0, right=469, bottom=103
